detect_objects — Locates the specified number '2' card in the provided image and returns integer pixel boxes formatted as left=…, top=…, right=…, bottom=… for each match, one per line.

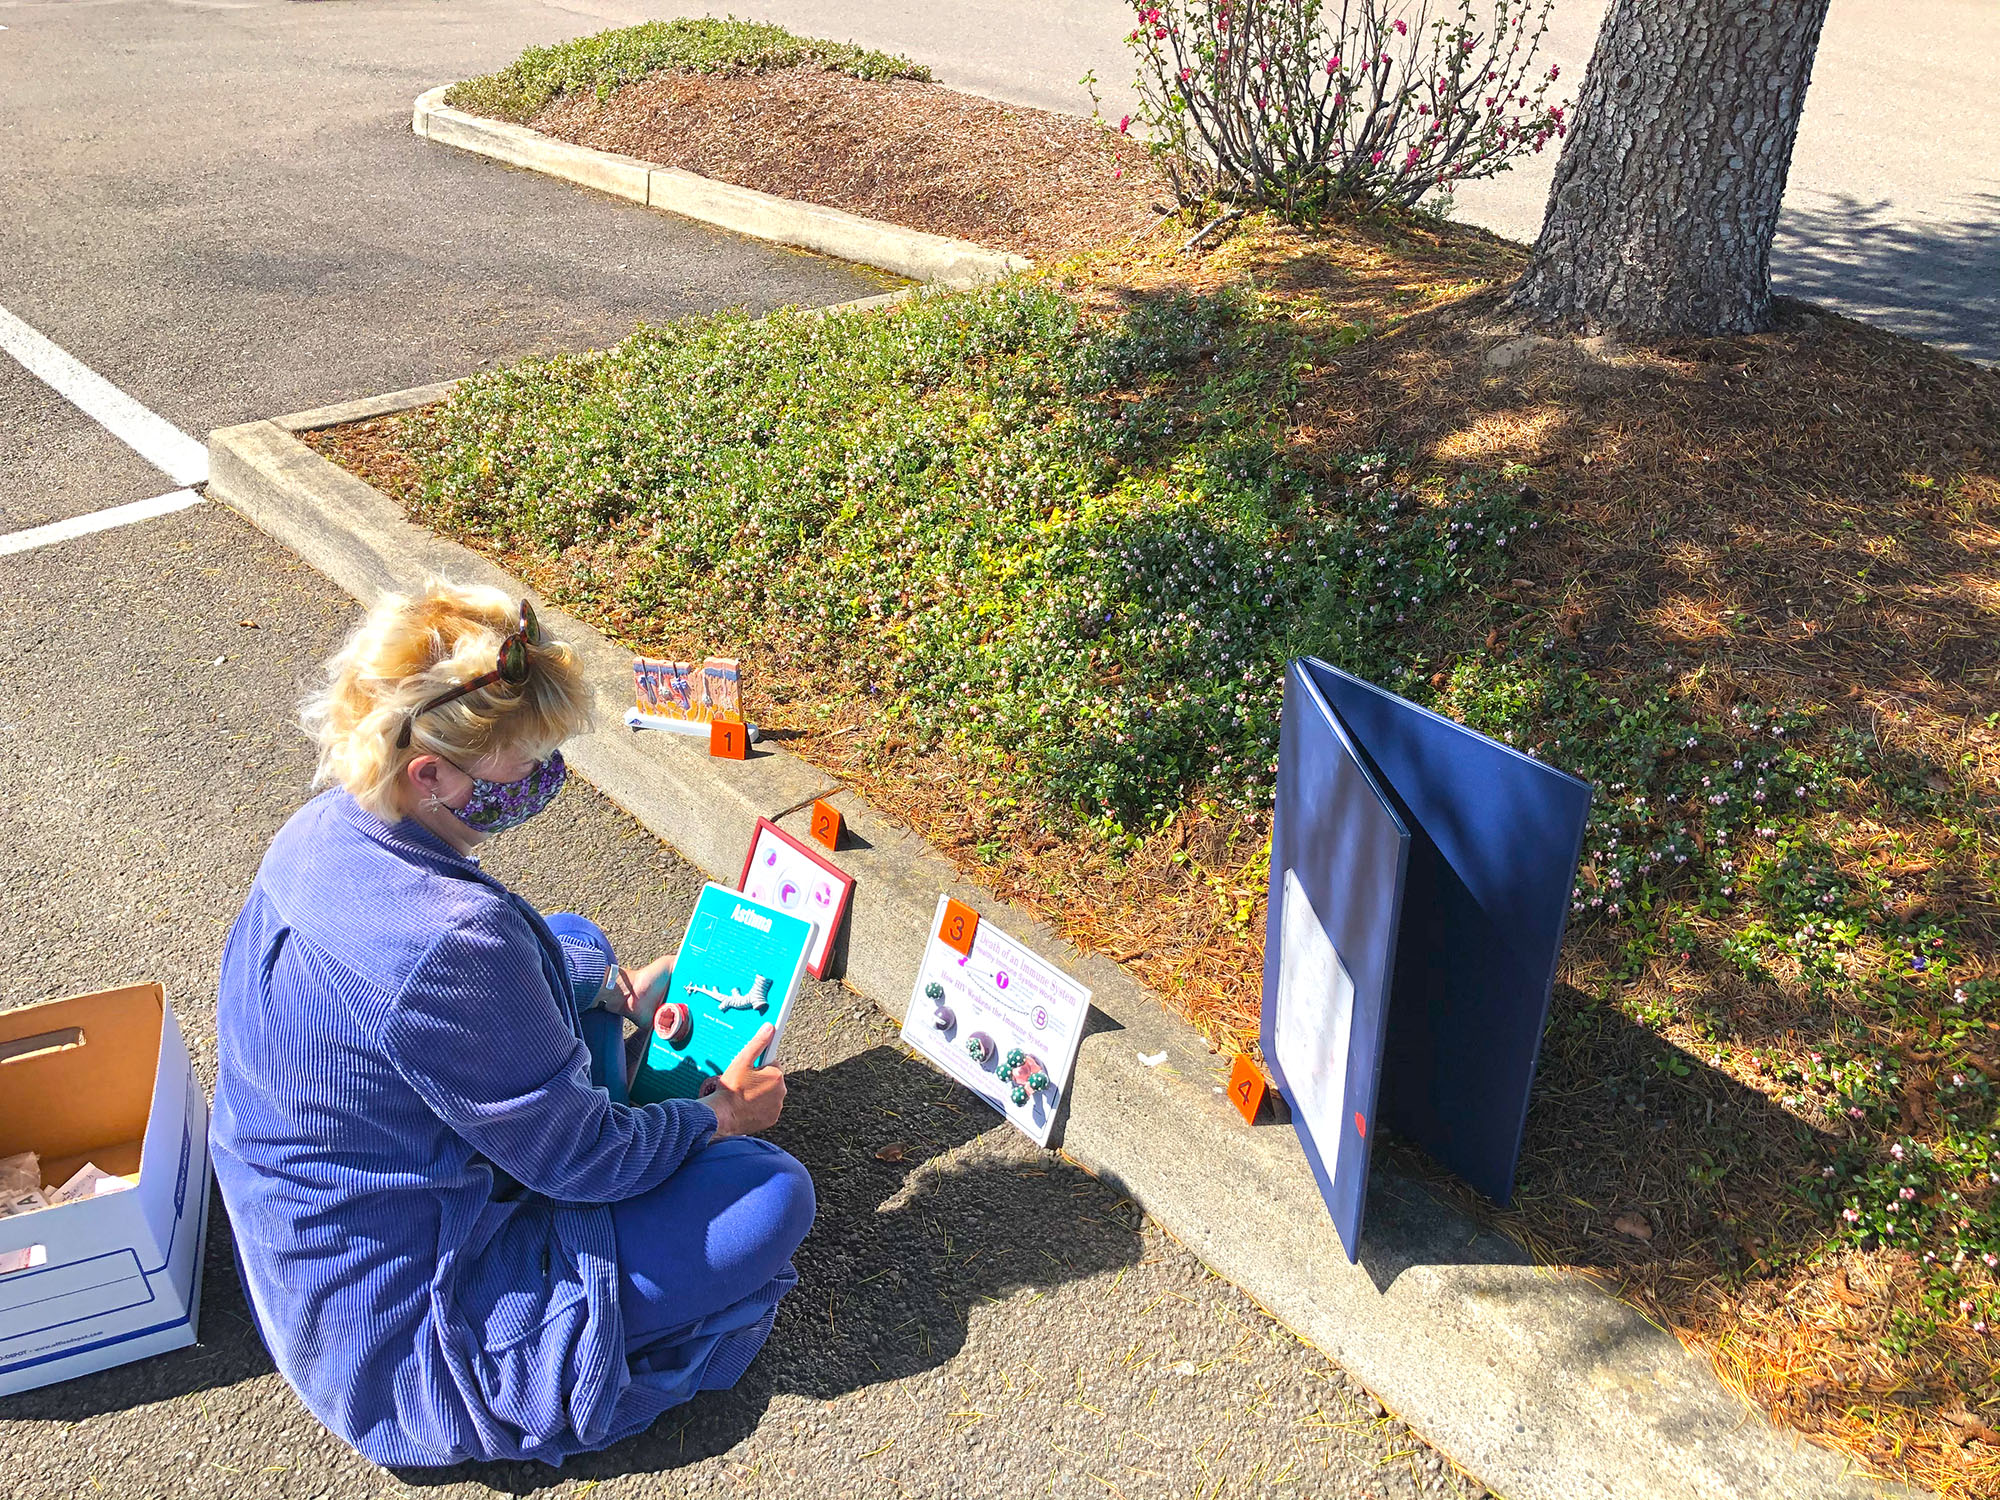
left=736, top=818, right=855, bottom=980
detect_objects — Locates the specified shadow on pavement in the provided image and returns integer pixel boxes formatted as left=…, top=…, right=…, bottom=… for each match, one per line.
left=206, top=1037, right=1131, bottom=1495
left=1774, top=191, right=2000, bottom=364
left=401, top=1041, right=1141, bottom=1492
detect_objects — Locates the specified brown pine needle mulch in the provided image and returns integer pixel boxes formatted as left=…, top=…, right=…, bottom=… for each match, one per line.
left=327, top=70, right=2000, bottom=1495
left=480, top=64, right=1170, bottom=265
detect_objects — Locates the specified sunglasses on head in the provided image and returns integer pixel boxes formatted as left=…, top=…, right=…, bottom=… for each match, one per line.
left=396, top=600, right=543, bottom=750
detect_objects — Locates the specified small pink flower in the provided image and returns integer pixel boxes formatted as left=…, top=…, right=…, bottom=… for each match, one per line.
left=1548, top=63, right=1560, bottom=79
left=1370, top=150, right=1384, bottom=164
left=1843, top=1207, right=1860, bottom=1222
left=1118, top=115, right=1132, bottom=133
left=1900, top=1187, right=1917, bottom=1201
left=1393, top=18, right=1407, bottom=34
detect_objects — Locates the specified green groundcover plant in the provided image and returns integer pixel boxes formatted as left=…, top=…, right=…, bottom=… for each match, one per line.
left=408, top=283, right=1522, bottom=825
left=445, top=17, right=931, bottom=123
left=406, top=280, right=2000, bottom=1344
left=1442, top=654, right=2000, bottom=1333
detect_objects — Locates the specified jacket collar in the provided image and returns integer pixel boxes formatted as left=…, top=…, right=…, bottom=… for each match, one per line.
left=328, top=788, right=501, bottom=891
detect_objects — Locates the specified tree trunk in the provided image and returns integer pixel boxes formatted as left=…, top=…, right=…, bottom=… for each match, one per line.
left=1507, top=0, right=1831, bottom=336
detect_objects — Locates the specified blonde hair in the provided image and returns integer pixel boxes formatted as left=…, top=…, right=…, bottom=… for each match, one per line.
left=303, top=580, right=592, bottom=819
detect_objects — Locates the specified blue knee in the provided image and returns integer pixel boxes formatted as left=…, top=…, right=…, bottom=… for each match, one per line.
left=762, top=1145, right=816, bottom=1254
left=711, top=1138, right=817, bottom=1260
left=544, top=912, right=614, bottom=1005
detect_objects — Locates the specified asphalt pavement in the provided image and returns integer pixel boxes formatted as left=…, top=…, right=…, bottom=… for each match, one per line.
left=0, top=0, right=891, bottom=534
left=0, top=505, right=1486, bottom=1500
left=0, top=0, right=1489, bottom=1494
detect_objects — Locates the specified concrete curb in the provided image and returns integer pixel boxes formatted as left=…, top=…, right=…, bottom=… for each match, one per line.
left=411, top=85, right=1031, bottom=291
left=208, top=381, right=1918, bottom=1500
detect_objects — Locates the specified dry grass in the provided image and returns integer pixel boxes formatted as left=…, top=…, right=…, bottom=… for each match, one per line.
left=512, top=65, right=1170, bottom=264
left=312, top=95, right=2000, bottom=1489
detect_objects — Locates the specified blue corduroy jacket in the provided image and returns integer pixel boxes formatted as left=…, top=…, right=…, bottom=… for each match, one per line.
left=212, top=789, right=717, bottom=1466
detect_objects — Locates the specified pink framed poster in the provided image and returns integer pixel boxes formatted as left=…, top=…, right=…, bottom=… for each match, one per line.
left=736, top=817, right=856, bottom=980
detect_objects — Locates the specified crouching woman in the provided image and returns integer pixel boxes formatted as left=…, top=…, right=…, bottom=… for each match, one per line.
left=211, top=581, right=813, bottom=1468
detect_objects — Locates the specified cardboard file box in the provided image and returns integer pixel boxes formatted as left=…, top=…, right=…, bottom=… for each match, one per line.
left=0, top=983, right=213, bottom=1395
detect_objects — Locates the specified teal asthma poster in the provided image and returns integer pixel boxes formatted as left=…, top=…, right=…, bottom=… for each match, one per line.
left=631, top=884, right=815, bottom=1103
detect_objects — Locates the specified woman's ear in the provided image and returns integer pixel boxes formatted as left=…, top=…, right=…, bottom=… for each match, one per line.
left=405, top=754, right=449, bottom=802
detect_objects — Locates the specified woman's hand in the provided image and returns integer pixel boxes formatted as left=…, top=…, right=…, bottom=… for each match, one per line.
left=701, top=1024, right=787, bottom=1139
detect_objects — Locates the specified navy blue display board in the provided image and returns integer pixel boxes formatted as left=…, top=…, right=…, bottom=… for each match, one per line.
left=1261, top=659, right=1591, bottom=1261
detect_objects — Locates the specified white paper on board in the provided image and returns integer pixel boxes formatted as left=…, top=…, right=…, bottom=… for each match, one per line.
left=899, top=897, right=1092, bottom=1147
left=740, top=825, right=846, bottom=975
left=1275, top=868, right=1356, bottom=1168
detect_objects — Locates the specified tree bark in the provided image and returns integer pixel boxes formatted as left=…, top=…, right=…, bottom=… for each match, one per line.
left=1507, top=0, right=1831, bottom=336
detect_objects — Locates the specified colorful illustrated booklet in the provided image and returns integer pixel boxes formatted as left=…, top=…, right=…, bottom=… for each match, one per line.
left=630, top=657, right=742, bottom=730
left=630, top=883, right=816, bottom=1104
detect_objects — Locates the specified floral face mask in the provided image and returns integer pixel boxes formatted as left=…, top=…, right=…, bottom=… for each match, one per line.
left=442, top=751, right=568, bottom=836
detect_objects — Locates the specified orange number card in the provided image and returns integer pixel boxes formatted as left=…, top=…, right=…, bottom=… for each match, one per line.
left=809, top=799, right=842, bottom=851
left=939, top=898, right=979, bottom=957
left=1227, top=1054, right=1268, bottom=1125
left=709, top=720, right=747, bottom=760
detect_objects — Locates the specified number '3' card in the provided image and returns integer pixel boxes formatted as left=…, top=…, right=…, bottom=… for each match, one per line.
left=900, top=896, right=1092, bottom=1147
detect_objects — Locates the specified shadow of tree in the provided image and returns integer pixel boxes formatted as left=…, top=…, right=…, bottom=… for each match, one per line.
left=1773, top=192, right=2000, bottom=366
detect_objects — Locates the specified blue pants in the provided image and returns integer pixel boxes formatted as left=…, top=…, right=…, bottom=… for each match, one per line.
left=543, top=913, right=815, bottom=1378
left=542, top=912, right=634, bottom=1105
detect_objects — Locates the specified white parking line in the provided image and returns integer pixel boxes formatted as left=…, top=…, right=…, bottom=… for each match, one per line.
left=0, top=489, right=204, bottom=558
left=0, top=304, right=208, bottom=486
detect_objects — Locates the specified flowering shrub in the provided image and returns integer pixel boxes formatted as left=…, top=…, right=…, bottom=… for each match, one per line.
left=1112, top=0, right=1566, bottom=215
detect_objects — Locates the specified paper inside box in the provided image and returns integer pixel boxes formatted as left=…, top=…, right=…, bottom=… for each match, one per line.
left=0, top=988, right=159, bottom=1208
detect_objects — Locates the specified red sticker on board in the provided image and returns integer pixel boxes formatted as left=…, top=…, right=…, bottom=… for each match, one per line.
left=1354, top=1112, right=1367, bottom=1138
